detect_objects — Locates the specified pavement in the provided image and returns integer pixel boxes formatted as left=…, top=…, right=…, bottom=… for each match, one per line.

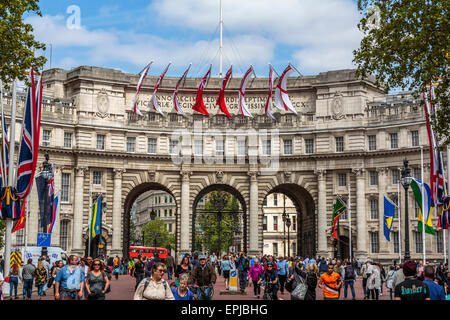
left=2, top=271, right=392, bottom=300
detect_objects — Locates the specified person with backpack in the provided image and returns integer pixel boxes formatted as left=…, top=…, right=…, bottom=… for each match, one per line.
left=342, top=260, right=356, bottom=300
left=189, top=255, right=217, bottom=300
left=85, top=259, right=110, bottom=300
left=134, top=262, right=174, bottom=300
left=132, top=256, right=146, bottom=290
left=236, top=252, right=249, bottom=293
left=318, top=257, right=328, bottom=276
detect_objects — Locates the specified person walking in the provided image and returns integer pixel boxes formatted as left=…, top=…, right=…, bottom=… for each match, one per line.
left=391, top=263, right=405, bottom=294
left=423, top=265, right=446, bottom=300
left=134, top=262, right=174, bottom=300
left=394, top=261, right=430, bottom=300
left=127, top=258, right=135, bottom=276
left=318, top=257, right=328, bottom=276
left=236, top=252, right=249, bottom=293
left=85, top=259, right=110, bottom=300
left=343, top=260, right=356, bottom=300
left=189, top=255, right=217, bottom=300
left=171, top=274, right=194, bottom=300
left=318, top=263, right=341, bottom=300
left=165, top=253, right=175, bottom=281
left=277, top=256, right=289, bottom=295
left=378, top=263, right=386, bottom=296
left=35, top=260, right=48, bottom=300
left=367, top=263, right=381, bottom=300
left=221, top=255, right=232, bottom=290
left=51, top=260, right=64, bottom=295
left=54, top=255, right=85, bottom=300
left=132, top=255, right=146, bottom=291
left=289, top=262, right=318, bottom=300
left=21, top=258, right=36, bottom=300
left=385, top=265, right=396, bottom=300
left=248, top=258, right=263, bottom=298
left=260, top=262, right=279, bottom=300
left=0, top=269, right=4, bottom=300
left=8, top=262, right=21, bottom=300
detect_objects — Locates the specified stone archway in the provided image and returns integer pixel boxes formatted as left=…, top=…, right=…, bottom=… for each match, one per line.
left=264, top=184, right=316, bottom=258
left=191, top=184, right=248, bottom=254
left=122, top=182, right=179, bottom=258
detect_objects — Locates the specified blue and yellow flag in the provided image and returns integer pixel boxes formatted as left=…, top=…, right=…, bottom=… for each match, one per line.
left=383, top=196, right=396, bottom=241
left=90, top=194, right=102, bottom=240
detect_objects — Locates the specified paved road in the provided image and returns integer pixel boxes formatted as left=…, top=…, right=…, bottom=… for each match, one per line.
left=3, top=272, right=392, bottom=300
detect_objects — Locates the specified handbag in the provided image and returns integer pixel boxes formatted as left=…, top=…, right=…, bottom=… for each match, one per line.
left=285, top=278, right=294, bottom=293
left=291, top=272, right=307, bottom=300
left=4, top=276, right=10, bottom=283
left=47, top=276, right=55, bottom=288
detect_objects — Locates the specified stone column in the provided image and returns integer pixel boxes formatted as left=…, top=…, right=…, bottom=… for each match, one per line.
left=316, top=170, right=328, bottom=257
left=111, top=169, right=124, bottom=255
left=248, top=171, right=259, bottom=254
left=52, top=165, right=62, bottom=247
left=377, top=167, right=388, bottom=253
left=180, top=171, right=191, bottom=253
left=72, top=167, right=87, bottom=255
left=353, top=168, right=368, bottom=260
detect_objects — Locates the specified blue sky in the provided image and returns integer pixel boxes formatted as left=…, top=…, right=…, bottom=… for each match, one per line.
left=29, top=0, right=364, bottom=78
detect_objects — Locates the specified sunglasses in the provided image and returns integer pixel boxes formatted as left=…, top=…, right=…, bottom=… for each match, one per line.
left=93, top=264, right=101, bottom=266
left=156, top=269, right=165, bottom=273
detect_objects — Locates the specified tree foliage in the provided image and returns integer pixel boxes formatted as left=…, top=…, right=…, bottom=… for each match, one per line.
left=0, top=0, right=47, bottom=87
left=353, top=0, right=449, bottom=145
left=142, top=219, right=175, bottom=251
left=196, top=192, right=240, bottom=254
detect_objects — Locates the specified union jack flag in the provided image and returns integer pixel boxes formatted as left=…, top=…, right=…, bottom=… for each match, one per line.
left=173, top=64, right=191, bottom=116
left=16, top=69, right=42, bottom=199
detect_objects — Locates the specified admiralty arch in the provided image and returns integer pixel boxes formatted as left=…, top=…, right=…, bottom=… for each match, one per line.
left=8, top=66, right=445, bottom=264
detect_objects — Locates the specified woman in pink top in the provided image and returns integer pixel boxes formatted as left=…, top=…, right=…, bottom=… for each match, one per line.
left=248, top=259, right=264, bottom=298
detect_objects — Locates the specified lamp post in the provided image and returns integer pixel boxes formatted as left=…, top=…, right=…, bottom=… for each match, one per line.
left=282, top=195, right=287, bottom=256
left=211, top=192, right=228, bottom=257
left=40, top=152, right=53, bottom=258
left=401, top=159, right=412, bottom=261
left=286, top=216, right=291, bottom=258
left=149, top=208, right=161, bottom=257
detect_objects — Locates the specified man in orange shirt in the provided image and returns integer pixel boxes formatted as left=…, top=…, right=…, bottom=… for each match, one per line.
left=318, top=263, right=342, bottom=300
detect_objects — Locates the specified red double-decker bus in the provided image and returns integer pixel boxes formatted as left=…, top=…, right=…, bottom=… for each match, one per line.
left=129, top=246, right=168, bottom=259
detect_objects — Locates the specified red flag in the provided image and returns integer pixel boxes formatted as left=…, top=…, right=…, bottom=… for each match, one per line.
left=216, top=66, right=232, bottom=118
left=192, top=65, right=211, bottom=117
left=12, top=198, right=26, bottom=233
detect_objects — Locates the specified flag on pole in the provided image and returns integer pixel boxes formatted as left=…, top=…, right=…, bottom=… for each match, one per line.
left=216, top=66, right=233, bottom=118
left=410, top=178, right=436, bottom=235
left=0, top=81, right=9, bottom=188
left=173, top=64, right=191, bottom=116
left=149, top=63, right=171, bottom=116
left=438, top=197, right=449, bottom=230
left=274, top=64, right=297, bottom=114
left=238, top=66, right=255, bottom=118
left=132, top=62, right=153, bottom=116
left=265, top=65, right=276, bottom=120
left=332, top=196, right=346, bottom=240
left=90, top=194, right=103, bottom=240
left=11, top=197, right=26, bottom=233
left=192, top=65, right=212, bottom=117
left=48, top=192, right=60, bottom=234
left=383, top=196, right=396, bottom=241
left=35, top=175, right=49, bottom=228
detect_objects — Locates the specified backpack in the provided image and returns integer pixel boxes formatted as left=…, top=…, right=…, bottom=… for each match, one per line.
left=344, top=266, right=355, bottom=280
left=143, top=277, right=168, bottom=293
left=244, top=258, right=250, bottom=271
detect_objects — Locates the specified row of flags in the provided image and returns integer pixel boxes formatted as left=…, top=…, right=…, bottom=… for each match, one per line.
left=132, top=63, right=302, bottom=119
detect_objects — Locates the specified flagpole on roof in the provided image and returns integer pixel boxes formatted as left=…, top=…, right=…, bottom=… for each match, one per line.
left=420, top=145, right=426, bottom=264
left=288, top=62, right=303, bottom=77
left=348, top=181, right=352, bottom=261
left=398, top=168, right=402, bottom=264
left=219, top=0, right=223, bottom=78
left=268, top=64, right=281, bottom=78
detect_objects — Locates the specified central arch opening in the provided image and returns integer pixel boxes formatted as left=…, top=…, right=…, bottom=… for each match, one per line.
left=192, top=184, right=247, bottom=255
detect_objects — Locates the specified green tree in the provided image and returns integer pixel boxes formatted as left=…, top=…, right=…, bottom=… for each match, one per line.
left=196, top=192, right=240, bottom=254
left=0, top=0, right=47, bottom=86
left=353, top=0, right=449, bottom=145
left=142, top=219, right=175, bottom=250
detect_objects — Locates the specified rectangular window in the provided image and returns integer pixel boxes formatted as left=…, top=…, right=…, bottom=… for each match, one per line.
left=371, top=232, right=379, bottom=253
left=169, top=209, right=172, bottom=217
left=284, top=139, right=293, bottom=155
left=216, top=139, right=225, bottom=156
left=411, top=130, right=419, bottom=147
left=64, top=132, right=72, bottom=148
left=393, top=232, right=399, bottom=253
left=194, top=140, right=203, bottom=156
left=263, top=216, right=267, bottom=231
left=368, top=135, right=377, bottom=151
left=369, top=171, right=378, bottom=186
left=15, top=229, right=24, bottom=246
left=164, top=209, right=167, bottom=217
left=415, top=231, right=423, bottom=253
left=273, top=216, right=278, bottom=231
left=60, top=220, right=69, bottom=251
left=393, top=198, right=399, bottom=218
left=338, top=173, right=347, bottom=187
left=43, top=130, right=51, bottom=147
left=273, top=243, right=278, bottom=257
left=237, top=139, right=246, bottom=157
left=413, top=168, right=422, bottom=180
left=263, top=198, right=267, bottom=206
left=262, top=139, right=271, bottom=156
left=437, top=231, right=444, bottom=253
left=148, top=138, right=157, bottom=154
left=169, top=114, right=178, bottom=122
left=335, top=137, right=344, bottom=152
left=370, top=199, right=379, bottom=220
left=305, top=139, right=314, bottom=154
left=292, top=217, right=296, bottom=231
left=414, top=200, right=420, bottom=218
left=390, top=133, right=398, bottom=149
left=127, top=137, right=136, bottom=153
left=392, top=169, right=400, bottom=185
left=273, top=194, right=278, bottom=206
left=93, top=171, right=102, bottom=185
left=168, top=224, right=173, bottom=233
left=61, top=173, right=70, bottom=202
left=169, top=139, right=179, bottom=155
left=97, top=134, right=105, bottom=150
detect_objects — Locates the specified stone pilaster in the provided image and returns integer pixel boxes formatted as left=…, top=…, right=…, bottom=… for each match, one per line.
left=248, top=171, right=259, bottom=254
left=315, top=169, right=328, bottom=257
left=180, top=171, right=191, bottom=253
left=72, top=167, right=87, bottom=255
left=353, top=168, right=368, bottom=260
left=111, top=168, right=125, bottom=255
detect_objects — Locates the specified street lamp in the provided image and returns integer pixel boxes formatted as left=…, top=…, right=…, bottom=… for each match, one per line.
left=285, top=216, right=291, bottom=258
left=149, top=208, right=160, bottom=257
left=40, top=152, right=53, bottom=257
left=401, top=159, right=412, bottom=261
left=282, top=195, right=287, bottom=257
left=211, top=192, right=228, bottom=256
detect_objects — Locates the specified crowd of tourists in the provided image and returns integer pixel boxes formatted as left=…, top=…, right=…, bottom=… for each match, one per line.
left=1, top=251, right=449, bottom=301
